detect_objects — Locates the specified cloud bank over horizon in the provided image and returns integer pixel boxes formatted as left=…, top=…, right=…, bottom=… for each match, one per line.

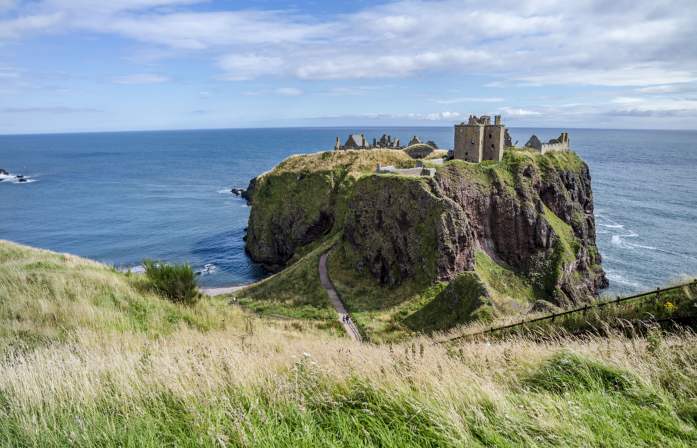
left=1, top=0, right=696, bottom=133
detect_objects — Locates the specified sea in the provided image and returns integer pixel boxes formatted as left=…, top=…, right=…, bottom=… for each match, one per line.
left=1, top=127, right=696, bottom=295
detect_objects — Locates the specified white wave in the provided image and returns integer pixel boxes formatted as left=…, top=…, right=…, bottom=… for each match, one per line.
left=610, top=229, right=641, bottom=249
left=0, top=171, right=37, bottom=184
left=196, top=263, right=217, bottom=276
left=626, top=242, right=657, bottom=251
left=606, top=271, right=642, bottom=288
left=217, top=189, right=230, bottom=194
left=599, top=223, right=624, bottom=229
left=120, top=265, right=145, bottom=274
left=9, top=178, right=37, bottom=184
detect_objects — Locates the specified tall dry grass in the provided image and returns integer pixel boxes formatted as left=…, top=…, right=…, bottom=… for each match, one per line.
left=2, top=324, right=697, bottom=446
left=1, top=240, right=697, bottom=446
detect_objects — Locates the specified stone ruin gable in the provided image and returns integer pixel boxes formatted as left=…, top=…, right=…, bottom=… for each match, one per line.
left=525, top=132, right=570, bottom=154
left=336, top=133, right=369, bottom=150
left=373, top=134, right=402, bottom=149
left=525, top=135, right=542, bottom=150
left=454, top=114, right=505, bottom=163
left=408, top=135, right=422, bottom=146
left=336, top=133, right=404, bottom=150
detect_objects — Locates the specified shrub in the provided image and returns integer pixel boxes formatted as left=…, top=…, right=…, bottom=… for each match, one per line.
left=143, top=259, right=200, bottom=305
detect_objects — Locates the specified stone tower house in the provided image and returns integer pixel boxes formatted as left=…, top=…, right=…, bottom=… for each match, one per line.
left=454, top=115, right=505, bottom=162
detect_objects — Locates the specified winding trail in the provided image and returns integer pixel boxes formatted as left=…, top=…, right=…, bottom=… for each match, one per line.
left=319, top=251, right=363, bottom=342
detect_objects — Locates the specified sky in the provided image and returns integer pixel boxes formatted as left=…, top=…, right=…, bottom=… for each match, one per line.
left=1, top=0, right=696, bottom=134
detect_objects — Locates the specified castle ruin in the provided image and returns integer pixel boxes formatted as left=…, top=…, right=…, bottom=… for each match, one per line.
left=453, top=115, right=505, bottom=162
left=525, top=132, right=570, bottom=153
left=335, top=133, right=402, bottom=150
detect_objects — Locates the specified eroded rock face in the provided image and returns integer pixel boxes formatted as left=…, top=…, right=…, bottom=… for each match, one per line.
left=342, top=176, right=473, bottom=286
left=244, top=170, right=351, bottom=270
left=343, top=154, right=607, bottom=304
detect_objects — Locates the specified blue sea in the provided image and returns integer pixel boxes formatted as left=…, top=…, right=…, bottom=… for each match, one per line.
left=1, top=127, right=696, bottom=294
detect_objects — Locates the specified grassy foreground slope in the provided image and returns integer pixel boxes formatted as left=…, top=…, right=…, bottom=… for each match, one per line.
left=1, top=241, right=697, bottom=446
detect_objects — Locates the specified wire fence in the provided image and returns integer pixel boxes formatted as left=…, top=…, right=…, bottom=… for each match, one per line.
left=439, top=279, right=697, bottom=344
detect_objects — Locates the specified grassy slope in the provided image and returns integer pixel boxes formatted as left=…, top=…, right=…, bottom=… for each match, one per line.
left=1, top=241, right=697, bottom=446
left=0, top=240, right=331, bottom=355
left=235, top=236, right=343, bottom=334
left=0, top=240, right=239, bottom=354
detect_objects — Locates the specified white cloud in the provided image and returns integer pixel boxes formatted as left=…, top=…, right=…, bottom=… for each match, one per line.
left=609, top=96, right=697, bottom=116
left=113, top=73, right=169, bottom=84
left=433, top=97, right=505, bottom=105
left=0, top=13, right=63, bottom=38
left=500, top=107, right=541, bottom=117
left=2, top=0, right=697, bottom=90
left=275, top=87, right=303, bottom=96
left=519, top=65, right=697, bottom=87
left=0, top=67, right=19, bottom=78
left=2, top=106, right=101, bottom=113
left=217, top=54, right=284, bottom=80
left=636, top=84, right=694, bottom=94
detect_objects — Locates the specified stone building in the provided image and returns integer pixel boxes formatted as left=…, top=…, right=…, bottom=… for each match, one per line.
left=373, top=134, right=401, bottom=149
left=408, top=136, right=422, bottom=146
left=335, top=133, right=369, bottom=150
left=453, top=115, right=505, bottom=162
left=336, top=132, right=405, bottom=150
left=525, top=132, right=570, bottom=153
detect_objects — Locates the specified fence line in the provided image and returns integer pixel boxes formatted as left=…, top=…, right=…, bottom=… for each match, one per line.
left=439, top=280, right=697, bottom=344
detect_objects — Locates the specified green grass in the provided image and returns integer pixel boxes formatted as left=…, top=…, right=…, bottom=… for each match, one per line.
left=234, top=237, right=339, bottom=325
left=474, top=250, right=537, bottom=308
left=1, top=241, right=697, bottom=446
left=271, top=148, right=415, bottom=175
left=403, top=272, right=494, bottom=333
left=0, top=240, right=242, bottom=355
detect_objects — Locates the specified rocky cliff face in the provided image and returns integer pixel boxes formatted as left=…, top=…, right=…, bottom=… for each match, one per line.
left=244, top=150, right=416, bottom=270
left=344, top=153, right=607, bottom=305
left=245, top=149, right=607, bottom=306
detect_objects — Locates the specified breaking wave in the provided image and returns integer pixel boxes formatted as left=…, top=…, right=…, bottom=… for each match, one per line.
left=605, top=270, right=642, bottom=289
left=0, top=172, right=37, bottom=184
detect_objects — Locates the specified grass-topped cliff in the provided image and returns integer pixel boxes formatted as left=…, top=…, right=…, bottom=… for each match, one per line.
left=1, top=240, right=697, bottom=446
left=242, top=148, right=607, bottom=341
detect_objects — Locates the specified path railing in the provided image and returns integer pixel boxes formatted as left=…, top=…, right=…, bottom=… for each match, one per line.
left=438, top=279, right=697, bottom=344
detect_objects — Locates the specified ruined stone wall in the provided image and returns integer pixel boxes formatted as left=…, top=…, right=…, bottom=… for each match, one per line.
left=540, top=142, right=570, bottom=154
left=483, top=125, right=505, bottom=161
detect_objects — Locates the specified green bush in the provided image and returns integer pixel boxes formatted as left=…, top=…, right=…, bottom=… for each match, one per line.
left=143, top=259, right=200, bottom=305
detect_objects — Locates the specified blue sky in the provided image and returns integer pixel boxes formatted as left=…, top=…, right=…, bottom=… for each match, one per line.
left=1, top=0, right=696, bottom=133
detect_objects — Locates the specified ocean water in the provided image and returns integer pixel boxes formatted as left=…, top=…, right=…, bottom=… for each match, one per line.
left=1, top=127, right=696, bottom=293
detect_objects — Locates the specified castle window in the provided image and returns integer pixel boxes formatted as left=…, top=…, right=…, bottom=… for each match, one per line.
left=488, top=134, right=492, bottom=139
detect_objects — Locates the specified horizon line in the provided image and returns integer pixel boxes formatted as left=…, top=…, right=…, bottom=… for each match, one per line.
left=1, top=124, right=696, bottom=137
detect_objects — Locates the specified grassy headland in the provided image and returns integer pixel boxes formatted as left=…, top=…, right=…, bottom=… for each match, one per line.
left=239, top=148, right=606, bottom=341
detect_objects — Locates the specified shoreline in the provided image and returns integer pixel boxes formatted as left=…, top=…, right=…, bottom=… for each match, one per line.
left=200, top=284, right=249, bottom=297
